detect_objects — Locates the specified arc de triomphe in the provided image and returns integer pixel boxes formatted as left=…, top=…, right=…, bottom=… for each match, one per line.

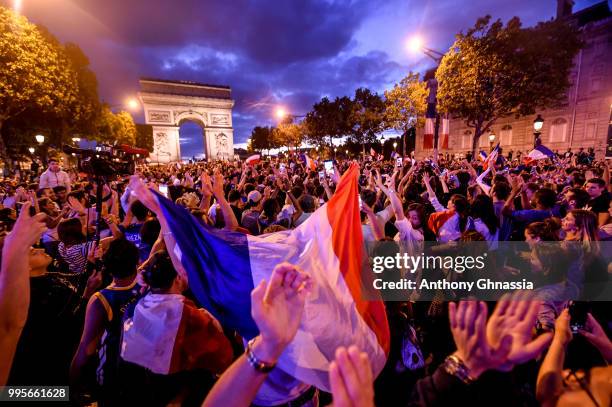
left=138, top=78, right=235, bottom=162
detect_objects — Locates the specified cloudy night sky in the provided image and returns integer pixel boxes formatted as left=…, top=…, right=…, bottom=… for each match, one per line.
left=7, top=0, right=605, bottom=158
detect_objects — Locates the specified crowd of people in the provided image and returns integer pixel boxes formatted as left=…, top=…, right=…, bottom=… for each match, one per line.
left=0, top=148, right=611, bottom=406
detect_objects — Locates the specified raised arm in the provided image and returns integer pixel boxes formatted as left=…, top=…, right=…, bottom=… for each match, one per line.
left=475, top=167, right=492, bottom=196
left=212, top=170, right=239, bottom=231
left=203, top=263, right=311, bottom=407
left=0, top=203, right=47, bottom=385
left=375, top=171, right=404, bottom=221
left=423, top=173, right=445, bottom=212
left=536, top=309, right=571, bottom=407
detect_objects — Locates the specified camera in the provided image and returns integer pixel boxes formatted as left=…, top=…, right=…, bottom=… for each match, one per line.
left=63, top=145, right=135, bottom=177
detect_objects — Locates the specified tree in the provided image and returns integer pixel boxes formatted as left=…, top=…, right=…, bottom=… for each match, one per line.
left=349, top=88, right=387, bottom=155
left=62, top=43, right=102, bottom=137
left=275, top=122, right=305, bottom=152
left=135, top=124, right=154, bottom=152
left=96, top=106, right=137, bottom=146
left=384, top=72, right=428, bottom=155
left=303, top=96, right=353, bottom=148
left=0, top=7, right=78, bottom=162
left=250, top=126, right=275, bottom=154
left=436, top=15, right=581, bottom=158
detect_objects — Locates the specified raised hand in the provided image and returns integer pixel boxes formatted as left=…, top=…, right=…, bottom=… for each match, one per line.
left=578, top=312, right=612, bottom=362
left=486, top=292, right=553, bottom=369
left=250, top=263, right=312, bottom=360
left=449, top=300, right=510, bottom=379
left=3, top=202, right=46, bottom=249
left=129, top=175, right=161, bottom=215
left=212, top=170, right=224, bottom=197
left=329, top=346, right=375, bottom=407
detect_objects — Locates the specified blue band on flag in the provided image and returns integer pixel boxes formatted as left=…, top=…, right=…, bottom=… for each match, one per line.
left=155, top=191, right=259, bottom=338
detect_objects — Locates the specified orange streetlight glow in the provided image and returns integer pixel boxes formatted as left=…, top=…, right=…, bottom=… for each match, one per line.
left=275, top=107, right=287, bottom=120
left=126, top=98, right=139, bottom=111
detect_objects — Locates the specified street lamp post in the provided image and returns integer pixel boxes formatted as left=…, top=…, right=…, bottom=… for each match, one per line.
left=393, top=142, right=398, bottom=151
left=35, top=134, right=45, bottom=145
left=533, top=115, right=544, bottom=147
left=408, top=36, right=445, bottom=163
left=488, top=131, right=496, bottom=151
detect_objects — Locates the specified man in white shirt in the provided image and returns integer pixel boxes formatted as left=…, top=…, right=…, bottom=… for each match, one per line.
left=38, top=159, right=71, bottom=192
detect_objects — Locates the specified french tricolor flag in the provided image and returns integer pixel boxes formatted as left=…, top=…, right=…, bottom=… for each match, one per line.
left=121, top=294, right=232, bottom=375
left=300, top=153, right=317, bottom=171
left=153, top=164, right=390, bottom=390
left=246, top=154, right=261, bottom=165
left=526, top=144, right=555, bottom=161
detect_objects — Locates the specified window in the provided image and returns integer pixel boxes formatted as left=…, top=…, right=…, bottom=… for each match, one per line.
left=585, top=122, right=596, bottom=140
left=479, top=133, right=489, bottom=148
left=461, top=130, right=472, bottom=149
left=549, top=118, right=568, bottom=143
left=500, top=125, right=513, bottom=146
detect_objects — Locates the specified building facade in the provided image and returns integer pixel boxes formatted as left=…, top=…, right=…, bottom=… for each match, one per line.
left=415, top=1, right=612, bottom=158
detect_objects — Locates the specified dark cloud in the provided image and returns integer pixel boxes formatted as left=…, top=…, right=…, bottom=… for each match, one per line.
left=15, top=0, right=605, bottom=149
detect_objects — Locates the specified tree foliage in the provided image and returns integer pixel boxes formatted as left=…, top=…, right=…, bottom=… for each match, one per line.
left=96, top=106, right=137, bottom=146
left=348, top=88, right=387, bottom=151
left=384, top=72, right=428, bottom=133
left=436, top=15, right=582, bottom=157
left=0, top=7, right=78, bottom=160
left=250, top=126, right=277, bottom=152
left=275, top=122, right=305, bottom=150
left=303, top=96, right=353, bottom=147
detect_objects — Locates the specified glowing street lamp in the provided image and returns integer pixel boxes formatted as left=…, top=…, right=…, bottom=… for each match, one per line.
left=533, top=114, right=544, bottom=146
left=488, top=131, right=496, bottom=150
left=407, top=36, right=423, bottom=53
left=72, top=137, right=81, bottom=144
left=35, top=134, right=45, bottom=145
left=393, top=142, right=398, bottom=150
left=275, top=107, right=287, bottom=120
left=126, top=98, right=140, bottom=111
left=345, top=149, right=349, bottom=155
left=28, top=147, right=35, bottom=154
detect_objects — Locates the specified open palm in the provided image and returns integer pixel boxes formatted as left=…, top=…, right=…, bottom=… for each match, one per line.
left=251, top=263, right=312, bottom=349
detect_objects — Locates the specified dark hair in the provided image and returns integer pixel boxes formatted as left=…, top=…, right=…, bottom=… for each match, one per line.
left=360, top=189, right=377, bottom=208
left=57, top=218, right=86, bottom=246
left=53, top=185, right=67, bottom=194
left=290, top=186, right=304, bottom=199
left=534, top=188, right=556, bottom=209
left=102, top=237, right=139, bottom=279
left=586, top=178, right=605, bottom=188
left=141, top=251, right=177, bottom=290
left=456, top=171, right=470, bottom=186
left=491, top=182, right=511, bottom=201
left=228, top=190, right=241, bottom=202
left=470, top=194, right=498, bottom=234
left=140, top=218, right=161, bottom=246
left=262, top=198, right=279, bottom=217
left=526, top=218, right=561, bottom=241
left=566, top=187, right=590, bottom=209
left=299, top=194, right=316, bottom=213
left=450, top=194, right=470, bottom=232
left=130, top=200, right=149, bottom=222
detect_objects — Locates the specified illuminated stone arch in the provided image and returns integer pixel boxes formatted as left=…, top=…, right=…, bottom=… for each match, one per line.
left=138, top=78, right=235, bottom=162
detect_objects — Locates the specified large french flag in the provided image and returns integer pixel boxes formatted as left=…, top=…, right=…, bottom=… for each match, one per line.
left=154, top=164, right=390, bottom=391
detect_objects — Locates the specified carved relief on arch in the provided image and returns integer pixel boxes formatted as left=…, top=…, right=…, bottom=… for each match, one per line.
left=173, top=110, right=207, bottom=127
